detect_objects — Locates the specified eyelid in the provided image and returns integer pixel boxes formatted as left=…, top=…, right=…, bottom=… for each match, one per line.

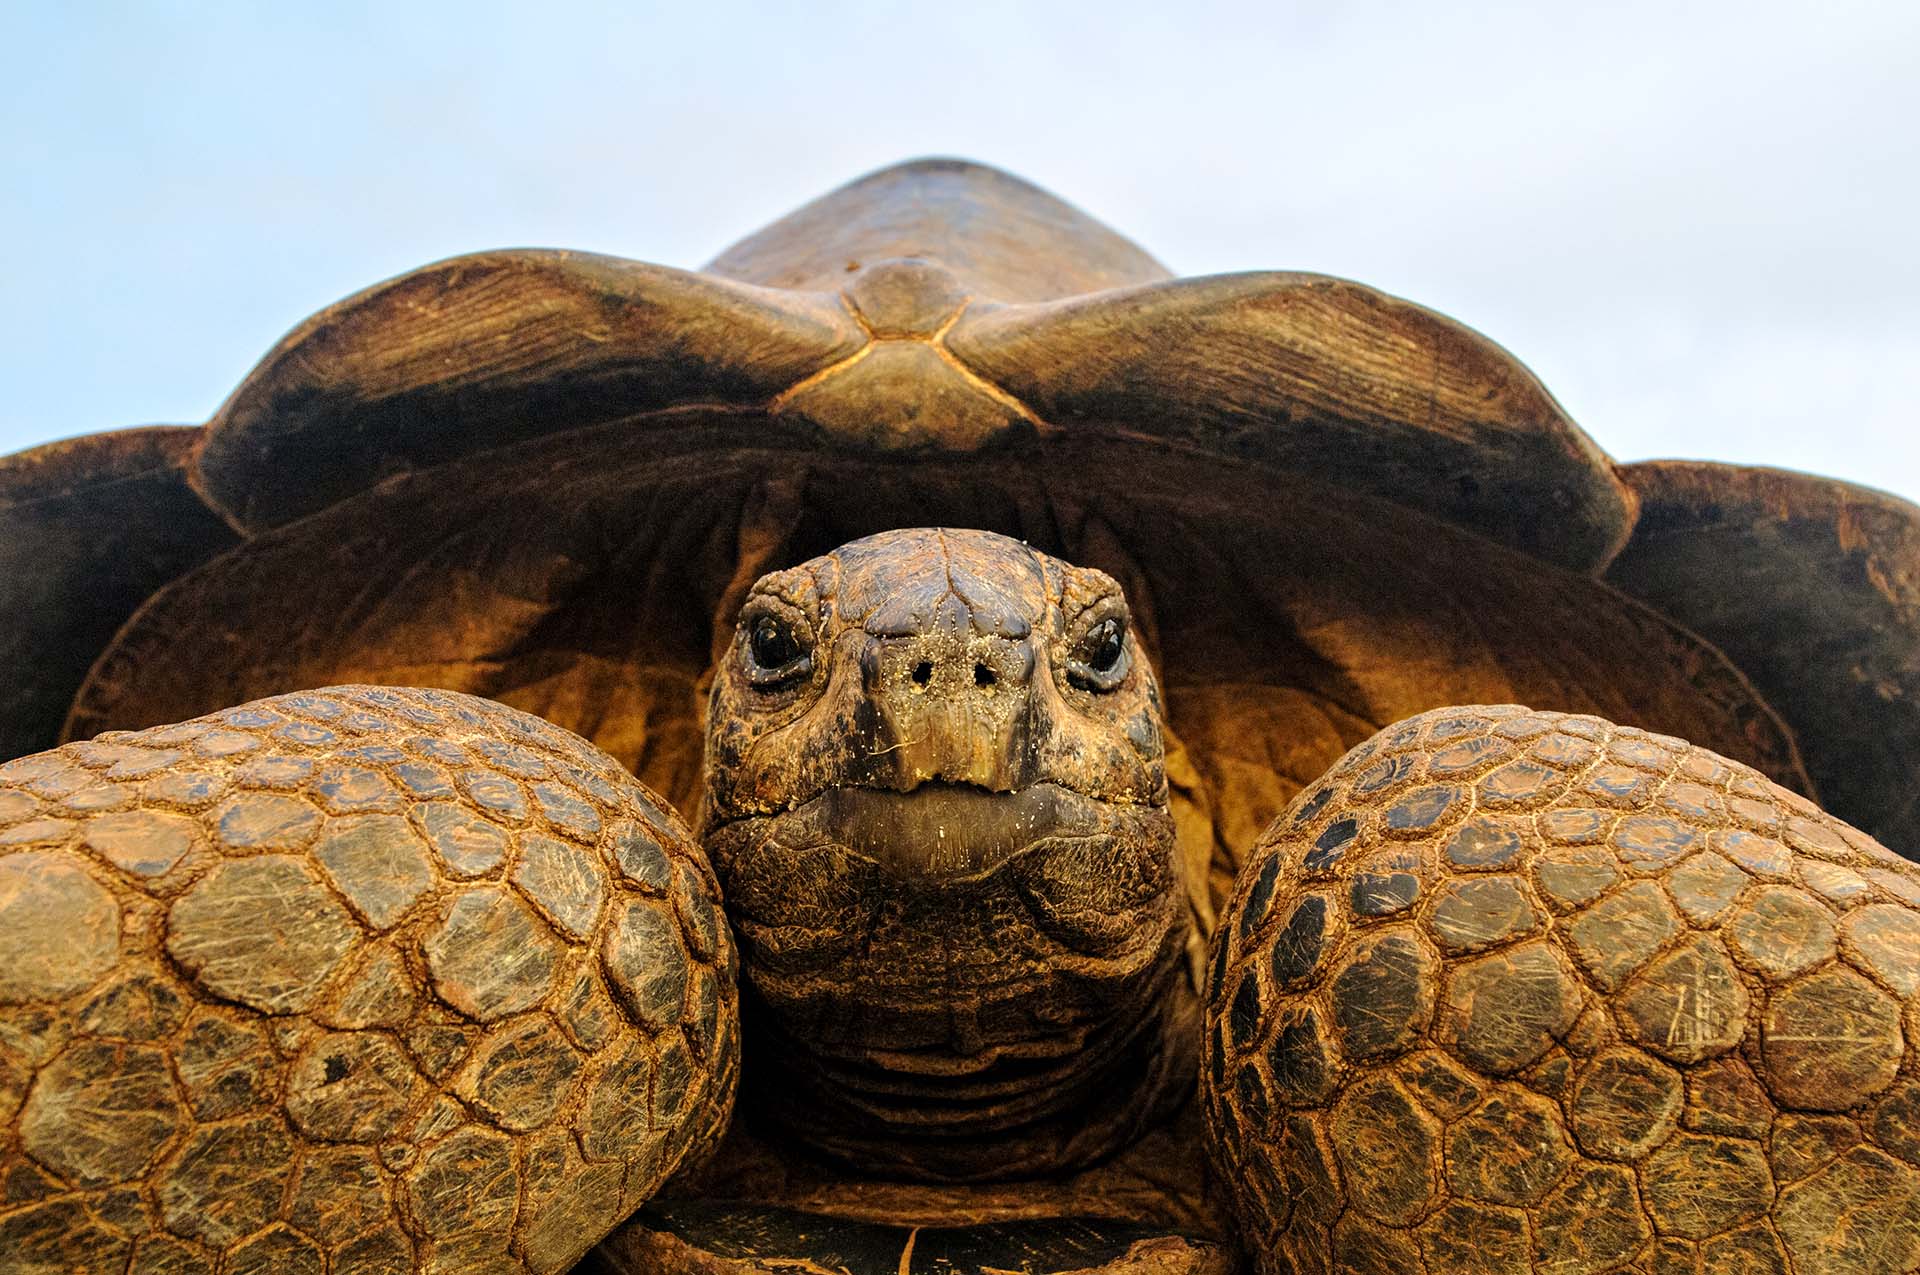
left=1072, top=596, right=1129, bottom=634
left=741, top=594, right=814, bottom=636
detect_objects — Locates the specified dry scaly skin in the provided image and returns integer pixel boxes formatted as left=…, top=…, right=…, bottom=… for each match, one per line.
left=0, top=685, right=737, bottom=1274
left=11, top=534, right=1920, bottom=1274
left=1206, top=704, right=1920, bottom=1274
left=702, top=528, right=1195, bottom=1183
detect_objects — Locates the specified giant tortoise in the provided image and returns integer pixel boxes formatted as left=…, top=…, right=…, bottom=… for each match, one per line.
left=3, top=160, right=1919, bottom=1274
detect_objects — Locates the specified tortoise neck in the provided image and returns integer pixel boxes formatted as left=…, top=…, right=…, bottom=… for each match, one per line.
left=740, top=924, right=1198, bottom=1181
left=703, top=802, right=1193, bottom=1181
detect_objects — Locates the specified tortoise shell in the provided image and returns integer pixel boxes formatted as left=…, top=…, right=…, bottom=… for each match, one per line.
left=4, top=157, right=1916, bottom=920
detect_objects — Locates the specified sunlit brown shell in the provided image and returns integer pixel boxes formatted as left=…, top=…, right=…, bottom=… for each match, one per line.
left=13, top=160, right=1920, bottom=880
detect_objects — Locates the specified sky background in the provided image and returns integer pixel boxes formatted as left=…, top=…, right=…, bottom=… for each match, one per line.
left=4, top=2, right=1916, bottom=499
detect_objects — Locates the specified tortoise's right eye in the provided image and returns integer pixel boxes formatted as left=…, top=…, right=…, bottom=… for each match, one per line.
left=744, top=614, right=812, bottom=686
left=1067, top=613, right=1132, bottom=692
left=1081, top=619, right=1124, bottom=674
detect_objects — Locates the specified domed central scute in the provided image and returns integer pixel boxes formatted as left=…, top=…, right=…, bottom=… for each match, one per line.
left=705, top=158, right=1174, bottom=303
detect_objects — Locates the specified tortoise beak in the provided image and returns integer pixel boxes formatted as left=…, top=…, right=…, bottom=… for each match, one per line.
left=846, top=590, right=1042, bottom=795
left=775, top=780, right=1108, bottom=881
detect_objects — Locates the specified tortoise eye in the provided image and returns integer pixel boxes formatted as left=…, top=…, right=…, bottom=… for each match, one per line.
left=1069, top=617, right=1130, bottom=691
left=1083, top=620, right=1124, bottom=672
left=745, top=615, right=812, bottom=685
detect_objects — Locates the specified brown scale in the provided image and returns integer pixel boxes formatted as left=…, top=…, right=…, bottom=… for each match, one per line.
left=0, top=686, right=735, bottom=1275
left=1206, top=703, right=1920, bottom=1275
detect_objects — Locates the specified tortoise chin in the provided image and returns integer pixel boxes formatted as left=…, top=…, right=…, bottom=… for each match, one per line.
left=702, top=780, right=1190, bottom=1180
left=706, top=777, right=1179, bottom=965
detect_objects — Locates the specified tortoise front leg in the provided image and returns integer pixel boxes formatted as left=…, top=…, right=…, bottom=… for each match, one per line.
left=0, top=685, right=738, bottom=1275
left=1202, top=704, right=1920, bottom=1275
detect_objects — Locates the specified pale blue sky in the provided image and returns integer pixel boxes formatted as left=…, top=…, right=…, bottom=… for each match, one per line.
left=4, top=1, right=1916, bottom=498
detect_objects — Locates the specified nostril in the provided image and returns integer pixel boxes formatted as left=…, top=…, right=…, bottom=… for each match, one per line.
left=911, top=661, right=933, bottom=687
left=974, top=664, right=996, bottom=687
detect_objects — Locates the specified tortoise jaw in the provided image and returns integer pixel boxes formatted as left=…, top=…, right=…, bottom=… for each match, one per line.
left=790, top=780, right=1106, bottom=881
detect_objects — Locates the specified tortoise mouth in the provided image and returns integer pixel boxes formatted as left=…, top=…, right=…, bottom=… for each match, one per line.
left=776, top=780, right=1113, bottom=881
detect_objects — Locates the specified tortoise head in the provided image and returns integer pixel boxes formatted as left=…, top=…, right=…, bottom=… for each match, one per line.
left=700, top=527, right=1194, bottom=1179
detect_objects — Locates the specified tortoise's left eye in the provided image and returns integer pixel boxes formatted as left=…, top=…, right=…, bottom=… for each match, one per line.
left=744, top=615, right=812, bottom=686
left=1068, top=616, right=1130, bottom=691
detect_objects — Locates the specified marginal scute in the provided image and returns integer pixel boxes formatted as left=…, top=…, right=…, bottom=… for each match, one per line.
left=1610, top=461, right=1920, bottom=849
left=192, top=252, right=865, bottom=534
left=951, top=268, right=1635, bottom=573
left=0, top=427, right=238, bottom=763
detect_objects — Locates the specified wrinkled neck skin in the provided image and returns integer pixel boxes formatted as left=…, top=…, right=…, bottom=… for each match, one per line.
left=700, top=528, right=1194, bottom=1181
